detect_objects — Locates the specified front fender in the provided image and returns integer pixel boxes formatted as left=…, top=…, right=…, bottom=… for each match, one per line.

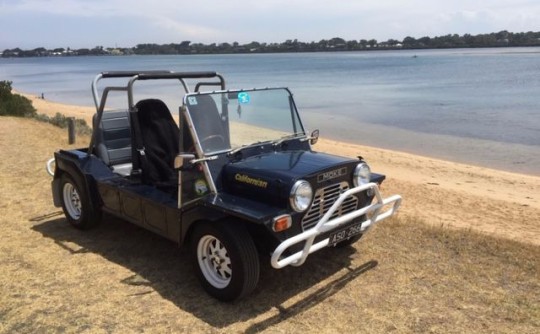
left=180, top=192, right=285, bottom=245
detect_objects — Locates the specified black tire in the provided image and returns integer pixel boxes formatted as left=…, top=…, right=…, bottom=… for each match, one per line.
left=59, top=173, right=101, bottom=230
left=190, top=221, right=260, bottom=302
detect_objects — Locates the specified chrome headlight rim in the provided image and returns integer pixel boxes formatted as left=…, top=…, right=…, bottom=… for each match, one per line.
left=289, top=180, right=313, bottom=212
left=353, top=162, right=371, bottom=187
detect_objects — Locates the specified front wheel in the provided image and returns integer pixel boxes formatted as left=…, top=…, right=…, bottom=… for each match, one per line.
left=59, top=173, right=101, bottom=230
left=191, top=221, right=260, bottom=302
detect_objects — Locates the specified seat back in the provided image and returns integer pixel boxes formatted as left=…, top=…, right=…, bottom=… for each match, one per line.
left=135, top=99, right=179, bottom=190
left=93, top=110, right=132, bottom=169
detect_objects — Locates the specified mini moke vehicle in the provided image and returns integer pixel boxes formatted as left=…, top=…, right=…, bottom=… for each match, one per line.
left=48, top=71, right=401, bottom=301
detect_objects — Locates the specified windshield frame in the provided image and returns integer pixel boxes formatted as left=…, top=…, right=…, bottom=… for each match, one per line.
left=182, top=87, right=307, bottom=159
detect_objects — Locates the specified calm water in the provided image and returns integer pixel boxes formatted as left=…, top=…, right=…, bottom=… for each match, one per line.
left=1, top=48, right=539, bottom=175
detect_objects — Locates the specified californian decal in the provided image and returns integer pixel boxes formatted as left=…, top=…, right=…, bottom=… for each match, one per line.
left=235, top=173, right=268, bottom=188
left=317, top=167, right=347, bottom=183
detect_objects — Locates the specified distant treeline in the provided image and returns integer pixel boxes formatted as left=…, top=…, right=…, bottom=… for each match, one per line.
left=3, top=30, right=540, bottom=58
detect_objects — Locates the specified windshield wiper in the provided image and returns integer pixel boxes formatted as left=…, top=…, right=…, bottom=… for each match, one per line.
left=272, top=133, right=306, bottom=146
left=228, top=140, right=270, bottom=156
left=228, top=134, right=306, bottom=157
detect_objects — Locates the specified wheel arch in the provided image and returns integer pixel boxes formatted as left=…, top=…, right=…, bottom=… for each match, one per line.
left=180, top=206, right=243, bottom=246
left=179, top=192, right=282, bottom=248
left=52, top=154, right=102, bottom=213
left=180, top=209, right=275, bottom=257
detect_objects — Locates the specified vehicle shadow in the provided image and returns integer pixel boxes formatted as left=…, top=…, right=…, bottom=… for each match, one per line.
left=31, top=214, right=377, bottom=329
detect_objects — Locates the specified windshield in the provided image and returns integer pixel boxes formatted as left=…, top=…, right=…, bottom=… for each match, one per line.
left=184, top=88, right=305, bottom=155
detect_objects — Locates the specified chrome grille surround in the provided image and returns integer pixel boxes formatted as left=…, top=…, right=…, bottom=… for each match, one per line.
left=301, top=182, right=359, bottom=231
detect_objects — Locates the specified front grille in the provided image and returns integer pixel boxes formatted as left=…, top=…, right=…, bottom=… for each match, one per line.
left=301, top=182, right=358, bottom=231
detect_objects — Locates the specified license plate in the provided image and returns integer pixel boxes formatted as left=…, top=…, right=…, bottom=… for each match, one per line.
left=328, top=222, right=363, bottom=246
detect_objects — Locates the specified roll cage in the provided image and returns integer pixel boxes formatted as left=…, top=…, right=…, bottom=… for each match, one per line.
left=88, top=71, right=225, bottom=179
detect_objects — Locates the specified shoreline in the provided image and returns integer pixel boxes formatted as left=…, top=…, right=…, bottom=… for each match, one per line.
left=19, top=91, right=96, bottom=126
left=17, top=90, right=540, bottom=245
left=20, top=89, right=540, bottom=177
left=303, top=110, right=540, bottom=177
left=19, top=89, right=540, bottom=177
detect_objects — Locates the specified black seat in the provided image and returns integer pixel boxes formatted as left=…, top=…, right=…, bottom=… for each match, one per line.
left=92, top=110, right=132, bottom=176
left=135, top=99, right=179, bottom=192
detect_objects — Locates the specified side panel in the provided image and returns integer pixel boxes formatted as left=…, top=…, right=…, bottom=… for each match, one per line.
left=122, top=191, right=144, bottom=224
left=99, top=183, right=121, bottom=212
left=54, top=150, right=182, bottom=243
left=144, top=202, right=167, bottom=230
left=97, top=180, right=181, bottom=242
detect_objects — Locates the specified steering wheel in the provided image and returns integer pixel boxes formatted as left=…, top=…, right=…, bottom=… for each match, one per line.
left=200, top=135, right=226, bottom=149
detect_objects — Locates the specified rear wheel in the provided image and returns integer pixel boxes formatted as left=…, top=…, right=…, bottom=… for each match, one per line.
left=59, top=173, right=101, bottom=229
left=191, top=221, right=259, bottom=302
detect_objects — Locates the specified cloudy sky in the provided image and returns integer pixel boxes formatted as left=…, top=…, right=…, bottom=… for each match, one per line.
left=1, top=0, right=539, bottom=49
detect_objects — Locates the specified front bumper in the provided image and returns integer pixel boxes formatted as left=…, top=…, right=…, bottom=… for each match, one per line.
left=270, top=182, right=401, bottom=269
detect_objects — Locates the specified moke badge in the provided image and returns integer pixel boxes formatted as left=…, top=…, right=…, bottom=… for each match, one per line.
left=317, top=167, right=347, bottom=183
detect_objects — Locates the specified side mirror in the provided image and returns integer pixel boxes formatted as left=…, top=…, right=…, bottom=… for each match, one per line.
left=309, top=129, right=319, bottom=145
left=174, top=153, right=196, bottom=169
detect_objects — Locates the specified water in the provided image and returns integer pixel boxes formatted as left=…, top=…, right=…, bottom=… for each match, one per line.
left=1, top=48, right=539, bottom=175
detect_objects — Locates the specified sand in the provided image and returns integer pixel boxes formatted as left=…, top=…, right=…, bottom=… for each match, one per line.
left=19, top=91, right=540, bottom=245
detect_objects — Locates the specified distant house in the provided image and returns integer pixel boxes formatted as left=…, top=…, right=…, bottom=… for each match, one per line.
left=378, top=41, right=402, bottom=48
left=109, top=49, right=123, bottom=55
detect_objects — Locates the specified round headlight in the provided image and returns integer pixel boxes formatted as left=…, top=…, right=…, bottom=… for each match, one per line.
left=353, top=162, right=371, bottom=186
left=290, top=180, right=313, bottom=212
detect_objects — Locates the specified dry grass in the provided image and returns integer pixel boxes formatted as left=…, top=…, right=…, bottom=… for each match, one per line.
left=1, top=117, right=539, bottom=333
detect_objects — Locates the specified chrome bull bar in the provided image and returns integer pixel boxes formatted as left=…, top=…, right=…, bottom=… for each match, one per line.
left=271, top=182, right=401, bottom=269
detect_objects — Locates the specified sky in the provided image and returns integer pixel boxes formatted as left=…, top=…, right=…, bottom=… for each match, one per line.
left=1, top=0, right=539, bottom=50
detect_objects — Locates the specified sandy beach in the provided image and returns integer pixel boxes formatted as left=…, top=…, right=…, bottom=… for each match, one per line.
left=19, top=91, right=540, bottom=245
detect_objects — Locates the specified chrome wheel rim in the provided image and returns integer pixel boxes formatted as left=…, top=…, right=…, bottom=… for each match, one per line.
left=63, top=182, right=81, bottom=220
left=197, top=235, right=232, bottom=288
